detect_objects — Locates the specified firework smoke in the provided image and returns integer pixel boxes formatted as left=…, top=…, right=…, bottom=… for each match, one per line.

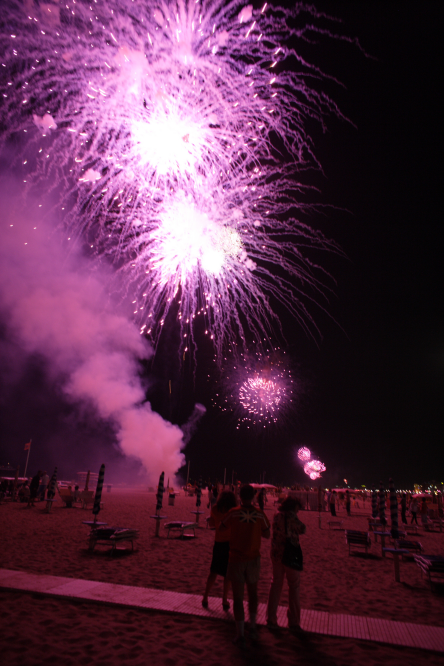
left=0, top=189, right=184, bottom=483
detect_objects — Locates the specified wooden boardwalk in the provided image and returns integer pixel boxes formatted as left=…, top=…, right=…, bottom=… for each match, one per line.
left=1, top=568, right=443, bottom=653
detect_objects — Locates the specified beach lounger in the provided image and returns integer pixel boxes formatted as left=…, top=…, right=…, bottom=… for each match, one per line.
left=394, top=539, right=423, bottom=559
left=88, top=527, right=139, bottom=552
left=367, top=519, right=383, bottom=532
left=413, top=554, right=444, bottom=591
left=432, top=518, right=444, bottom=533
left=58, top=487, right=75, bottom=507
left=80, top=490, right=95, bottom=509
left=164, top=521, right=198, bottom=538
left=345, top=530, right=371, bottom=555
left=423, top=519, right=438, bottom=532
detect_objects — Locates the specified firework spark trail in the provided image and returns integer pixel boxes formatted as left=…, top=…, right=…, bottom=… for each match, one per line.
left=1, top=0, right=352, bottom=359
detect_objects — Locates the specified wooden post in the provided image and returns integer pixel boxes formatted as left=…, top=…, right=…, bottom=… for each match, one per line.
left=393, top=553, right=400, bottom=582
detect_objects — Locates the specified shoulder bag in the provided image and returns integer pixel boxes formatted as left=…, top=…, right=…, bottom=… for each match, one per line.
left=281, top=513, right=303, bottom=570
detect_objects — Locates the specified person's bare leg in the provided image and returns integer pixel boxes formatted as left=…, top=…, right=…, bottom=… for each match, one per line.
left=202, top=572, right=217, bottom=606
left=222, top=577, right=230, bottom=609
left=230, top=576, right=246, bottom=644
left=246, top=582, right=258, bottom=628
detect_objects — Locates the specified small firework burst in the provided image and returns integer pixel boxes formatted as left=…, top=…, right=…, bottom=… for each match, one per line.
left=297, top=446, right=311, bottom=462
left=212, top=347, right=298, bottom=428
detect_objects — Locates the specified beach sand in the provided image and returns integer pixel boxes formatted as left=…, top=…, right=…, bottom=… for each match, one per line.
left=1, top=490, right=442, bottom=665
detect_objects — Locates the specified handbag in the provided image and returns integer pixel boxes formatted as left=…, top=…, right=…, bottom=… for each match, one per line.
left=281, top=513, right=303, bottom=571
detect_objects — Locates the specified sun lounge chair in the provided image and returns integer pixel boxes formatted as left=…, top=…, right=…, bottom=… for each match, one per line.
left=432, top=518, right=444, bottom=533
left=88, top=526, right=139, bottom=552
left=394, top=539, right=423, bottom=559
left=164, top=521, right=198, bottom=538
left=413, top=554, right=444, bottom=591
left=423, top=518, right=437, bottom=532
left=58, top=487, right=75, bottom=507
left=345, top=530, right=371, bottom=555
left=79, top=490, right=95, bottom=509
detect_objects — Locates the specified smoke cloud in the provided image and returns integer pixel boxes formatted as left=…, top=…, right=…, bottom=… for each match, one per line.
left=0, top=182, right=185, bottom=483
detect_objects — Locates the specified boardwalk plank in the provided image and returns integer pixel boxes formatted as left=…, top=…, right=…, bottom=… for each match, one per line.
left=1, top=568, right=443, bottom=653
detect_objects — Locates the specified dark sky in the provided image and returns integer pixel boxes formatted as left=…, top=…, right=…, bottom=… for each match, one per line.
left=0, top=1, right=442, bottom=489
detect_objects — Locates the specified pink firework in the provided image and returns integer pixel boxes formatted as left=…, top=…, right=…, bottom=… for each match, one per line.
left=0, top=0, right=360, bottom=362
left=304, top=459, right=326, bottom=480
left=297, top=447, right=311, bottom=462
left=211, top=347, right=298, bottom=428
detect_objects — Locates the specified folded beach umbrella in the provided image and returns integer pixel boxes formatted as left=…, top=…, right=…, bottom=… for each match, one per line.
left=156, top=471, right=165, bottom=512
left=92, top=464, right=105, bottom=516
left=389, top=477, right=399, bottom=539
left=378, top=481, right=386, bottom=525
left=44, top=467, right=58, bottom=513
left=196, top=476, right=202, bottom=508
left=371, top=485, right=378, bottom=518
left=47, top=467, right=58, bottom=497
left=84, top=470, right=90, bottom=492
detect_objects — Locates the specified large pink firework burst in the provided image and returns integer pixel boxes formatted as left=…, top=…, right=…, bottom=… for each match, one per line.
left=0, top=1, right=363, bottom=362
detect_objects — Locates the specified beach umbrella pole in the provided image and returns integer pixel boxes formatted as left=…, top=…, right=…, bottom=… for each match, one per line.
left=152, top=471, right=165, bottom=537
left=92, top=464, right=105, bottom=524
left=44, top=467, right=58, bottom=514
left=389, top=478, right=399, bottom=539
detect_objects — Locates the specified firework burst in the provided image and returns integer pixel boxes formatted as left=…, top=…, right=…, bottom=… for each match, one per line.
left=0, top=0, right=355, bottom=360
left=304, top=459, right=326, bottom=480
left=212, top=347, right=298, bottom=427
left=297, top=446, right=311, bottom=462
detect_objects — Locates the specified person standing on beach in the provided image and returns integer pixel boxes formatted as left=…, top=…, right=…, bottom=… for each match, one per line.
left=266, top=496, right=306, bottom=634
left=257, top=488, right=266, bottom=511
left=38, top=471, right=49, bottom=501
left=345, top=491, right=351, bottom=516
left=329, top=491, right=337, bottom=516
left=202, top=490, right=237, bottom=611
left=420, top=498, right=430, bottom=527
left=409, top=497, right=419, bottom=524
left=221, top=484, right=270, bottom=647
left=400, top=493, right=408, bottom=524
left=28, top=471, right=42, bottom=507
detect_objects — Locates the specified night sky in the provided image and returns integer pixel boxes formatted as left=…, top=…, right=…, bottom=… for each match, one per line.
left=0, top=1, right=442, bottom=489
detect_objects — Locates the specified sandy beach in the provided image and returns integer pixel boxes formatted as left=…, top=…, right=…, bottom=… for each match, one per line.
left=1, top=489, right=443, bottom=665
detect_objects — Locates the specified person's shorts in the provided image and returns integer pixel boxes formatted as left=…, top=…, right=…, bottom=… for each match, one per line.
left=210, top=541, right=230, bottom=577
left=227, top=557, right=261, bottom=585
